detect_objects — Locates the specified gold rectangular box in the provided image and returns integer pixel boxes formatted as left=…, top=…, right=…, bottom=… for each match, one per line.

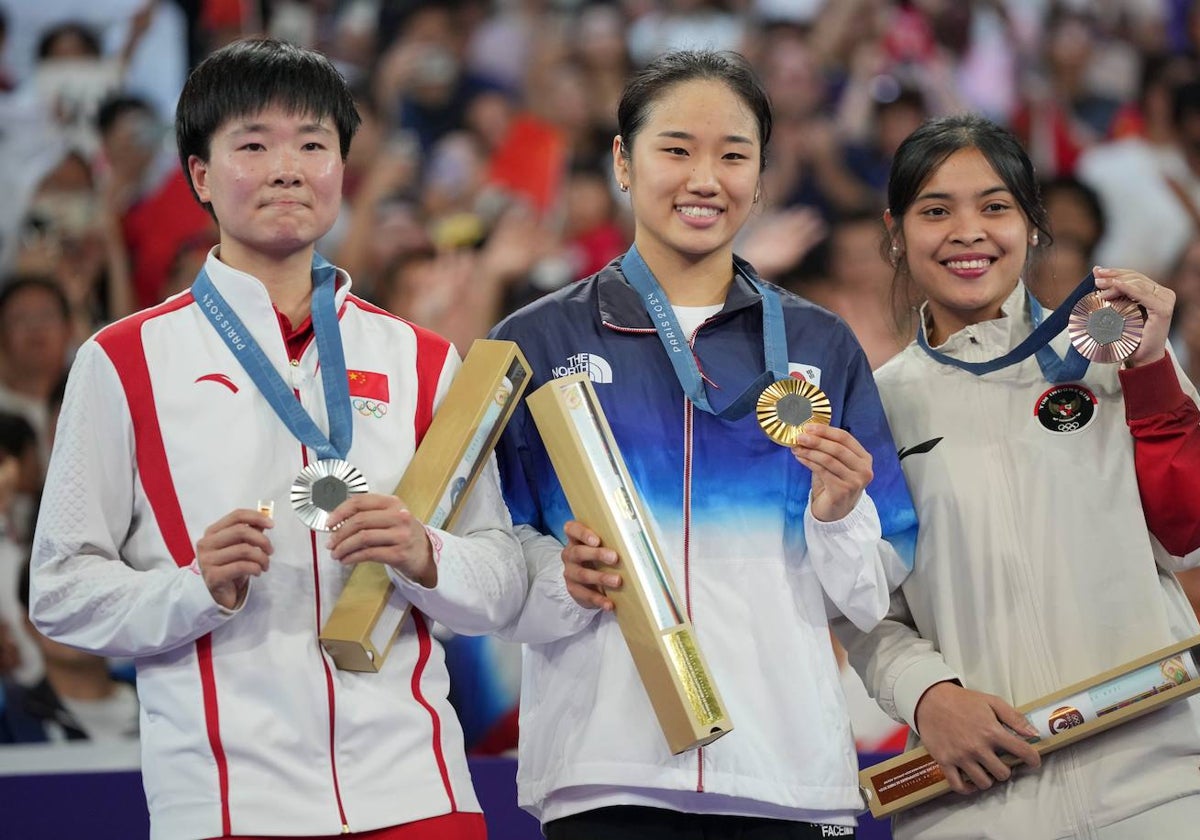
left=526, top=373, right=733, bottom=754
left=319, top=339, right=531, bottom=672
left=860, top=634, right=1200, bottom=818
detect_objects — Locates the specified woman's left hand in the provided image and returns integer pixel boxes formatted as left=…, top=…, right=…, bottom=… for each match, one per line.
left=326, top=493, right=436, bottom=586
left=790, top=424, right=873, bottom=522
left=1093, top=266, right=1176, bottom=367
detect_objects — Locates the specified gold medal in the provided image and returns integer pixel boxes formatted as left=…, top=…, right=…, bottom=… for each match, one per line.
left=756, top=378, right=832, bottom=446
left=291, top=459, right=369, bottom=531
left=1067, top=292, right=1143, bottom=364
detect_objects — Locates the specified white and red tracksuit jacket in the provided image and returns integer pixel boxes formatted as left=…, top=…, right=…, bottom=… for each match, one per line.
left=30, top=252, right=525, bottom=840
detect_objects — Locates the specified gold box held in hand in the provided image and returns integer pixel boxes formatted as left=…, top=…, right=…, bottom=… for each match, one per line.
left=859, top=634, right=1200, bottom=818
left=319, top=339, right=531, bottom=672
left=526, top=373, right=733, bottom=754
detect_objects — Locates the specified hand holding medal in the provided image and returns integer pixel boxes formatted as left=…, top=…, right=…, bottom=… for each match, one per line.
left=195, top=507, right=275, bottom=610
left=1087, top=266, right=1176, bottom=368
left=325, top=494, right=437, bottom=587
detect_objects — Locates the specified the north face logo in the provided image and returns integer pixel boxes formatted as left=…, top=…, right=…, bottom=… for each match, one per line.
left=552, top=352, right=613, bottom=383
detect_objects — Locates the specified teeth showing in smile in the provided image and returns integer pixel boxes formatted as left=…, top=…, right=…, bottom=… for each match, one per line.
left=945, top=258, right=991, bottom=270
left=678, top=205, right=720, bottom=218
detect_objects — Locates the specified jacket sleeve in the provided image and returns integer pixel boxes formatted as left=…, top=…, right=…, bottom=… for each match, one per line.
left=389, top=456, right=527, bottom=635
left=807, top=337, right=918, bottom=631
left=1119, top=353, right=1200, bottom=561
left=832, top=588, right=960, bottom=730
left=30, top=340, right=236, bottom=658
left=388, top=348, right=527, bottom=635
left=487, top=351, right=601, bottom=644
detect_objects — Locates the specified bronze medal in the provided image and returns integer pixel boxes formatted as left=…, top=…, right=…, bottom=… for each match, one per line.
left=1067, top=292, right=1143, bottom=364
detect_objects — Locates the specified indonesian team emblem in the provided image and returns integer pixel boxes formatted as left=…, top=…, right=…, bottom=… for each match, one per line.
left=1034, top=384, right=1097, bottom=435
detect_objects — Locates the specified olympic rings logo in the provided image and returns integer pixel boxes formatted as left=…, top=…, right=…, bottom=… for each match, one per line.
left=353, top=398, right=388, bottom=418
left=1055, top=421, right=1079, bottom=432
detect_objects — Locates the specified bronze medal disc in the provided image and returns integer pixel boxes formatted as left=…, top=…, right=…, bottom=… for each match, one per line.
left=1067, top=292, right=1144, bottom=364
left=291, top=459, right=370, bottom=531
left=757, top=378, right=832, bottom=446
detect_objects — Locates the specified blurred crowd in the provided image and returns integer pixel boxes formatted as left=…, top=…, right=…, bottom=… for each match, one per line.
left=1, top=0, right=1199, bottom=748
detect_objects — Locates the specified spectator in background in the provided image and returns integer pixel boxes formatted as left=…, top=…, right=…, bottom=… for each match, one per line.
left=1077, top=57, right=1200, bottom=279
left=17, top=146, right=134, bottom=342
left=96, top=93, right=214, bottom=309
left=373, top=1, right=502, bottom=156
left=809, top=210, right=912, bottom=370
left=0, top=276, right=72, bottom=465
left=0, top=410, right=41, bottom=690
left=1168, top=234, right=1200, bottom=386
left=1011, top=4, right=1116, bottom=178
left=2, top=558, right=139, bottom=743
left=1032, top=175, right=1106, bottom=308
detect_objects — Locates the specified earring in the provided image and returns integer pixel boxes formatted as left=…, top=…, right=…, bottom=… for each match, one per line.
left=619, top=182, right=629, bottom=193
left=753, top=189, right=760, bottom=205
left=889, top=242, right=903, bottom=264
left=1030, top=231, right=1039, bottom=246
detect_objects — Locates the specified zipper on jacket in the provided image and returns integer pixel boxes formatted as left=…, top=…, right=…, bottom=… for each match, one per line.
left=293, top=382, right=352, bottom=832
left=682, top=398, right=705, bottom=793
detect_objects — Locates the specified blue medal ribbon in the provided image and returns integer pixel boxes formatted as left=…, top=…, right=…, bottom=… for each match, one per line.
left=916, top=274, right=1094, bottom=384
left=620, top=244, right=789, bottom=419
left=192, top=253, right=353, bottom=461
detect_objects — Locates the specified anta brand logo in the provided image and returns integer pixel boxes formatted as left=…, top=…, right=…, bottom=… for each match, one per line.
left=553, top=352, right=613, bottom=384
left=1035, top=384, right=1097, bottom=434
left=898, top=437, right=943, bottom=461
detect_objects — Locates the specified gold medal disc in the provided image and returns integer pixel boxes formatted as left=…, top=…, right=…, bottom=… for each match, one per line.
left=756, top=378, right=832, bottom=446
left=291, top=459, right=369, bottom=531
left=1067, top=292, right=1143, bottom=364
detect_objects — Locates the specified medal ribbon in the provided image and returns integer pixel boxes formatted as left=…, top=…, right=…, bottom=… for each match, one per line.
left=916, top=274, right=1094, bottom=384
left=192, top=254, right=353, bottom=461
left=620, top=244, right=789, bottom=419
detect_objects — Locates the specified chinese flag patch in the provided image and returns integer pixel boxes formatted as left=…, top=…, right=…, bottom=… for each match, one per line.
left=347, top=369, right=389, bottom=402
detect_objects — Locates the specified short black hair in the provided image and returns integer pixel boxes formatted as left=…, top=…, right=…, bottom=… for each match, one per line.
left=616, top=49, right=773, bottom=173
left=175, top=38, right=361, bottom=208
left=0, top=276, right=70, bottom=325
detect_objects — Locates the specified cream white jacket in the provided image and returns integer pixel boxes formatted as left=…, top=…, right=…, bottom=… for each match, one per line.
left=838, top=284, right=1200, bottom=840
left=30, top=253, right=525, bottom=840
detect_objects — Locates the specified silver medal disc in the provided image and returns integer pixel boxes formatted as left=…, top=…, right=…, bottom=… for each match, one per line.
left=290, top=459, right=369, bottom=531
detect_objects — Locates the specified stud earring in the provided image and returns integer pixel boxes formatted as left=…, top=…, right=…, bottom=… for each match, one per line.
left=1030, top=231, right=1039, bottom=246
left=889, top=242, right=903, bottom=264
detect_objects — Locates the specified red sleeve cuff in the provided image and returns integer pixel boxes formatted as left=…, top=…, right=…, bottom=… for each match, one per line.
left=1118, top=354, right=1189, bottom=421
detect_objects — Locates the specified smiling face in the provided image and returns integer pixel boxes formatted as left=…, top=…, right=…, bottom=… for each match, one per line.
left=614, top=77, right=761, bottom=277
left=890, top=146, right=1035, bottom=341
left=188, top=105, right=344, bottom=271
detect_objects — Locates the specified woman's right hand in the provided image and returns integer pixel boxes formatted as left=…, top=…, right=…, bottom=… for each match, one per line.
left=561, top=520, right=621, bottom=611
left=913, top=681, right=1042, bottom=794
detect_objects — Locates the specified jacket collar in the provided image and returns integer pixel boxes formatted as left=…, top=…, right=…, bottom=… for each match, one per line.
left=597, top=252, right=770, bottom=331
left=920, top=280, right=1032, bottom=357
left=199, top=247, right=352, bottom=361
